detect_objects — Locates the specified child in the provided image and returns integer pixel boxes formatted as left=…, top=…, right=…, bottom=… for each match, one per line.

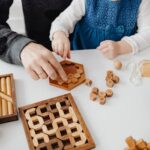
left=50, top=0, right=150, bottom=59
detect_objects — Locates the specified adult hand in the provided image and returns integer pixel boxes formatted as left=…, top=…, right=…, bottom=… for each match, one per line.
left=20, top=42, right=68, bottom=81
left=52, top=31, right=71, bottom=59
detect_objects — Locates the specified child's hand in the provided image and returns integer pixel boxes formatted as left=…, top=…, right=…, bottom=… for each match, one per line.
left=97, top=40, right=132, bottom=59
left=52, top=31, right=71, bottom=59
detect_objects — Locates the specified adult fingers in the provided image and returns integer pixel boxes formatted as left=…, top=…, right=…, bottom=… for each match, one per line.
left=32, top=63, right=48, bottom=79
left=38, top=59, right=58, bottom=80
left=26, top=67, right=39, bottom=80
left=47, top=54, right=68, bottom=81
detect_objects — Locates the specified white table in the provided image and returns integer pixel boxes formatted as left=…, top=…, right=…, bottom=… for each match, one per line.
left=0, top=50, right=150, bottom=150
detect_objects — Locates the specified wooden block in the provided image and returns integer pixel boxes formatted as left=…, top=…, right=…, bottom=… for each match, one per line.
left=36, top=143, right=51, bottom=150
left=25, top=108, right=36, bottom=120
left=91, top=87, right=99, bottom=94
left=62, top=135, right=75, bottom=149
left=112, top=75, right=120, bottom=84
left=114, top=60, right=123, bottom=70
left=36, top=105, right=49, bottom=117
left=48, top=138, right=63, bottom=150
left=56, top=126, right=71, bottom=140
left=99, top=91, right=106, bottom=98
left=106, top=89, right=113, bottom=97
left=19, top=93, right=96, bottom=150
left=99, top=96, right=106, bottom=105
left=49, top=60, right=86, bottom=90
left=126, top=136, right=136, bottom=148
left=140, top=60, right=150, bottom=77
left=90, top=93, right=97, bottom=101
left=1, top=77, right=8, bottom=116
left=28, top=116, right=44, bottom=130
left=0, top=79, right=2, bottom=116
left=0, top=74, right=18, bottom=124
left=32, top=133, right=49, bottom=147
left=68, top=123, right=83, bottom=134
left=53, top=117, right=68, bottom=129
left=147, top=142, right=150, bottom=149
left=85, top=79, right=92, bottom=87
left=72, top=132, right=87, bottom=147
left=136, top=139, right=147, bottom=149
left=106, top=79, right=114, bottom=88
left=42, top=121, right=57, bottom=135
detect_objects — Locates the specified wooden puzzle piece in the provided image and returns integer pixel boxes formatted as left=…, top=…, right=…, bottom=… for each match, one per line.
left=91, top=87, right=99, bottom=95
left=25, top=108, right=36, bottom=120
left=106, top=89, right=113, bottom=97
left=42, top=120, right=58, bottom=135
left=112, top=75, right=120, bottom=84
left=53, top=117, right=68, bottom=129
left=47, top=101, right=58, bottom=113
left=106, top=79, right=114, bottom=88
left=49, top=60, right=86, bottom=90
left=140, top=60, right=150, bottom=77
left=36, top=105, right=49, bottom=117
left=56, top=126, right=71, bottom=140
left=99, top=97, right=106, bottom=105
left=85, top=79, right=92, bottom=87
left=114, top=60, right=122, bottom=70
left=48, top=138, right=63, bottom=150
left=19, top=93, right=96, bottom=150
left=68, top=123, right=83, bottom=135
left=28, top=116, right=44, bottom=130
left=136, top=139, right=147, bottom=149
left=36, top=143, right=51, bottom=150
left=62, top=135, right=75, bottom=149
left=72, top=132, right=86, bottom=147
left=125, top=136, right=150, bottom=150
left=90, top=93, right=97, bottom=101
left=32, top=133, right=49, bottom=147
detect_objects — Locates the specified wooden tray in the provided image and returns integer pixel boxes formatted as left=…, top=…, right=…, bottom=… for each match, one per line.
left=0, top=74, right=18, bottom=124
left=49, top=60, right=86, bottom=91
left=19, top=93, right=96, bottom=150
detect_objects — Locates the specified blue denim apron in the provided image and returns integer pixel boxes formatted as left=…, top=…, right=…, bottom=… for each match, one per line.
left=71, top=0, right=141, bottom=50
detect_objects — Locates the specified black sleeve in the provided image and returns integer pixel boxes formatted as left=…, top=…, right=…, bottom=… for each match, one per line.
left=0, top=0, right=33, bottom=65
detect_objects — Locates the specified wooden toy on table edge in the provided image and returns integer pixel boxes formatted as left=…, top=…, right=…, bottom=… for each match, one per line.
left=140, top=60, right=150, bottom=77
left=0, top=74, right=18, bottom=124
left=125, top=136, right=150, bottom=150
left=49, top=60, right=86, bottom=91
left=19, top=93, right=96, bottom=150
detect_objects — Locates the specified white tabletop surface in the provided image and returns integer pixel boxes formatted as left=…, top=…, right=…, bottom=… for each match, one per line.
left=0, top=50, right=150, bottom=150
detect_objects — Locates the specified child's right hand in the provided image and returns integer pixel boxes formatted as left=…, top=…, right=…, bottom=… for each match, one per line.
left=52, top=31, right=71, bottom=59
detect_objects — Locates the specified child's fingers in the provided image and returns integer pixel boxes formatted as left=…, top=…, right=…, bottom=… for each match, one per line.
left=100, top=47, right=110, bottom=54
left=58, top=43, right=64, bottom=58
left=63, top=49, right=69, bottom=59
left=64, top=43, right=70, bottom=59
left=67, top=50, right=71, bottom=59
left=97, top=44, right=108, bottom=51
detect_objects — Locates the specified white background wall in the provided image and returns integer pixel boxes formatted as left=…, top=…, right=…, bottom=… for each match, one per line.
left=7, top=0, right=26, bottom=34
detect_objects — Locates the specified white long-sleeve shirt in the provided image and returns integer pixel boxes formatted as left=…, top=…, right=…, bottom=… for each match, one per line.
left=50, top=0, right=150, bottom=53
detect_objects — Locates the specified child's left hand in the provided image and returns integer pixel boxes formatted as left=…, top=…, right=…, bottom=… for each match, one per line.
left=97, top=40, right=132, bottom=59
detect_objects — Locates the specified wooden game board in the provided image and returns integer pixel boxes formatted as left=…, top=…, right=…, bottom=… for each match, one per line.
left=19, top=93, right=96, bottom=150
left=0, top=74, right=18, bottom=124
left=49, top=60, right=86, bottom=91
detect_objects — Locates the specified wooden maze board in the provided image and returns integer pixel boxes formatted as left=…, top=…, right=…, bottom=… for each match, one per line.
left=19, top=93, right=96, bottom=150
left=0, top=74, right=18, bottom=124
left=49, top=60, right=86, bottom=91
